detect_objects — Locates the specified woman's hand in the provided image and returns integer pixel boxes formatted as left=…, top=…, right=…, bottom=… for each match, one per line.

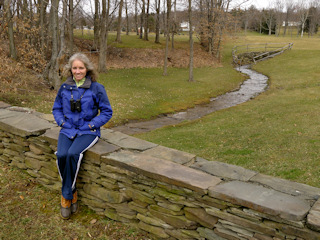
left=61, top=122, right=72, bottom=129
left=79, top=123, right=92, bottom=131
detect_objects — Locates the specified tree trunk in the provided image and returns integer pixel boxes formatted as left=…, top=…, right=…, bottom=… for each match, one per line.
left=57, top=0, right=68, bottom=77
left=4, top=0, right=17, bottom=59
left=144, top=0, right=149, bottom=41
left=199, top=0, right=205, bottom=47
left=268, top=17, right=272, bottom=35
left=283, top=10, right=289, bottom=35
left=69, top=0, right=74, bottom=54
left=44, top=0, right=60, bottom=89
left=188, top=0, right=193, bottom=82
left=125, top=0, right=129, bottom=35
left=155, top=0, right=160, bottom=43
left=135, top=0, right=138, bottom=35
left=93, top=0, right=100, bottom=50
left=140, top=0, right=145, bottom=39
left=207, top=0, right=215, bottom=55
left=162, top=0, right=166, bottom=37
left=98, top=0, right=109, bottom=72
left=300, top=22, right=305, bottom=38
left=59, top=0, right=67, bottom=58
left=39, top=0, right=47, bottom=52
left=28, top=0, right=34, bottom=46
left=163, top=0, right=171, bottom=76
left=116, top=0, right=123, bottom=42
left=171, top=0, right=176, bottom=49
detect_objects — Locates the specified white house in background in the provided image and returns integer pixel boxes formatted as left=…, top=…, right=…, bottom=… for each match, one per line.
left=180, top=22, right=195, bottom=31
left=180, top=22, right=190, bottom=31
left=282, top=21, right=299, bottom=27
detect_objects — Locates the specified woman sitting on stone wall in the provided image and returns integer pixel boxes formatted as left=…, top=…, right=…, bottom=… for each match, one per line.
left=52, top=53, right=113, bottom=219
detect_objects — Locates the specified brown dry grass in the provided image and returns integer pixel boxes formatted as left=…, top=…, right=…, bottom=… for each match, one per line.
left=0, top=161, right=153, bottom=240
left=104, top=45, right=217, bottom=69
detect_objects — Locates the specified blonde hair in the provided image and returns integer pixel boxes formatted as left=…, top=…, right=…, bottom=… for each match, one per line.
left=63, top=53, right=98, bottom=81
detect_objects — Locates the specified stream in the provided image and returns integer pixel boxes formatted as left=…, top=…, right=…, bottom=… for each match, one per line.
left=111, top=65, right=269, bottom=135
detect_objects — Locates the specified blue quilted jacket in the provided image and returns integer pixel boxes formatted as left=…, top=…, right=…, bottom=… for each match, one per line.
left=52, top=76, right=113, bottom=139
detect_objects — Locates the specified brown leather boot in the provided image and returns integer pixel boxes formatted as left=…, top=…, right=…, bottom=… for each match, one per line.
left=61, top=195, right=71, bottom=219
left=71, top=191, right=79, bottom=214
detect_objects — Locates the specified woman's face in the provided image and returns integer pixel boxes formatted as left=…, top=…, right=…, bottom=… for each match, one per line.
left=72, top=59, right=87, bottom=82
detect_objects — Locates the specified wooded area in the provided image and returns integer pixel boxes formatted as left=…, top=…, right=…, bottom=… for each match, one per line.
left=0, top=0, right=319, bottom=89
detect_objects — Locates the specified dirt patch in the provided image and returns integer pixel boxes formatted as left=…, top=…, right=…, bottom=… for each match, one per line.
left=74, top=37, right=219, bottom=70
left=104, top=46, right=218, bottom=69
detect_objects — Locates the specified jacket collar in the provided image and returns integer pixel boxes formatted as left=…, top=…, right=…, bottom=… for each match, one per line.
left=64, top=76, right=92, bottom=89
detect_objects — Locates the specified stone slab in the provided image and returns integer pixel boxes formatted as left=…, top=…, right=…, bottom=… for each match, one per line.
left=251, top=173, right=320, bottom=202
left=85, top=140, right=120, bottom=164
left=209, top=181, right=310, bottom=221
left=0, top=109, right=54, bottom=137
left=37, top=113, right=55, bottom=123
left=41, top=127, right=60, bottom=145
left=0, top=101, right=11, bottom=109
left=0, top=109, right=20, bottom=119
left=307, top=200, right=320, bottom=232
left=101, top=130, right=157, bottom=151
left=143, top=145, right=196, bottom=165
left=192, top=157, right=257, bottom=181
left=103, top=150, right=222, bottom=193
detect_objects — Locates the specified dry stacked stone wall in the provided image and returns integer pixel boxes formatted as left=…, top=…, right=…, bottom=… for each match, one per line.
left=1, top=102, right=320, bottom=240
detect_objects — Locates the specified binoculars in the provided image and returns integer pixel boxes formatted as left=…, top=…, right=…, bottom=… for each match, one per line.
left=70, top=99, right=81, bottom=112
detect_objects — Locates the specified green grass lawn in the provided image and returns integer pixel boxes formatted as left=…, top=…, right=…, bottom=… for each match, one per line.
left=101, top=66, right=243, bottom=126
left=136, top=32, right=320, bottom=188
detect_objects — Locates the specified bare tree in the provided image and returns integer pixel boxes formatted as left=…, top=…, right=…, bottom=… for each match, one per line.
left=144, top=0, right=150, bottom=40
left=307, top=1, right=319, bottom=36
left=93, top=0, right=100, bottom=50
left=4, top=0, right=17, bottom=59
left=98, top=0, right=109, bottom=72
left=155, top=0, right=161, bottom=43
left=188, top=0, right=193, bottom=82
left=171, top=0, right=176, bottom=49
left=283, top=0, right=294, bottom=36
left=116, top=0, right=123, bottom=42
left=262, top=8, right=276, bottom=35
left=69, top=0, right=74, bottom=54
left=135, top=0, right=139, bottom=35
left=163, top=0, right=171, bottom=76
left=44, top=0, right=60, bottom=89
left=125, top=0, right=129, bottom=35
left=140, top=0, right=145, bottom=39
left=296, top=0, right=309, bottom=37
left=274, top=0, right=284, bottom=36
left=58, top=0, right=68, bottom=58
left=39, top=0, right=49, bottom=53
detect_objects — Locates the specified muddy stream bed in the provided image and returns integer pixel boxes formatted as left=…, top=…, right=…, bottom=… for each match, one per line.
left=111, top=65, right=269, bottom=135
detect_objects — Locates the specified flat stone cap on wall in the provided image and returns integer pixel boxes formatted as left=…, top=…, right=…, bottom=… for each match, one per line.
left=209, top=181, right=311, bottom=221
left=103, top=150, right=222, bottom=194
left=0, top=109, right=54, bottom=137
left=192, top=157, right=257, bottom=181
left=0, top=101, right=11, bottom=109
left=101, top=129, right=158, bottom=151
